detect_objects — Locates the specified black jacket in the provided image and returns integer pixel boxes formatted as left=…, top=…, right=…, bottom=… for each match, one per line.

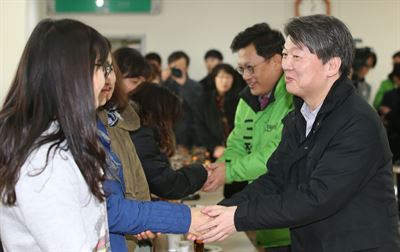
left=221, top=76, right=400, bottom=251
left=130, top=126, right=207, bottom=199
left=381, top=88, right=400, bottom=162
left=194, top=89, right=239, bottom=152
left=163, top=78, right=202, bottom=148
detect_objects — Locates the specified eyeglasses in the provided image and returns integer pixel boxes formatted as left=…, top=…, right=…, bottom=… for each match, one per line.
left=236, top=59, right=266, bottom=76
left=95, top=62, right=114, bottom=79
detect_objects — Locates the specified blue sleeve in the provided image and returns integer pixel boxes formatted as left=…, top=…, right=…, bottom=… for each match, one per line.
left=103, top=179, right=191, bottom=235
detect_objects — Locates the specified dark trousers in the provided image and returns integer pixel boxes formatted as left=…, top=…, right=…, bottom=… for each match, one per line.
left=265, top=246, right=291, bottom=252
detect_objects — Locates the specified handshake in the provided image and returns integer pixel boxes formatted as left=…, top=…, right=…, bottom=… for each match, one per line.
left=187, top=205, right=238, bottom=242
left=136, top=205, right=238, bottom=243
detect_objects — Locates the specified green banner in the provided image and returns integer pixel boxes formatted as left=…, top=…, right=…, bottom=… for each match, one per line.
left=54, top=0, right=152, bottom=13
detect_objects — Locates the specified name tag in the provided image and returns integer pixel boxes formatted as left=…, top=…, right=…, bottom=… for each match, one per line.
left=265, top=124, right=277, bottom=132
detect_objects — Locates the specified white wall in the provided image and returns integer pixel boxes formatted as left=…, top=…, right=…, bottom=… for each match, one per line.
left=45, top=0, right=294, bottom=79
left=1, top=0, right=399, bottom=104
left=0, top=0, right=27, bottom=104
left=333, top=0, right=400, bottom=101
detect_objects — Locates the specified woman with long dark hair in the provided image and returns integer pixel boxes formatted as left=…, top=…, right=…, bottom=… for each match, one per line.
left=0, top=19, right=110, bottom=251
left=130, top=83, right=208, bottom=199
left=194, top=63, right=246, bottom=198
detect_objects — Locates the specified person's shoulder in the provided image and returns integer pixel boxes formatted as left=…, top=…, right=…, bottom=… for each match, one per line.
left=198, top=88, right=215, bottom=101
left=162, top=78, right=177, bottom=88
left=24, top=122, right=77, bottom=175
left=380, top=88, right=399, bottom=107
left=132, top=125, right=155, bottom=138
left=383, top=88, right=398, bottom=97
left=344, top=92, right=382, bottom=130
left=118, top=103, right=140, bottom=131
left=187, top=78, right=200, bottom=84
left=236, top=97, right=250, bottom=109
left=187, top=78, right=202, bottom=89
left=19, top=141, right=80, bottom=191
left=380, top=78, right=393, bottom=86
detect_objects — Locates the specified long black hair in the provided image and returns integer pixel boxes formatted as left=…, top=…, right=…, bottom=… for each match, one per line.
left=0, top=19, right=108, bottom=205
left=130, top=83, right=182, bottom=157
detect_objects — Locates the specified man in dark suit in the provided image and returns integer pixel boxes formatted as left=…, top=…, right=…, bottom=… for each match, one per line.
left=163, top=51, right=202, bottom=150
left=195, top=14, right=400, bottom=252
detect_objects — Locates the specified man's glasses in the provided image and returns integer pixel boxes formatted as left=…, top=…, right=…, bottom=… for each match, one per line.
left=236, top=59, right=266, bottom=76
left=95, top=62, right=114, bottom=79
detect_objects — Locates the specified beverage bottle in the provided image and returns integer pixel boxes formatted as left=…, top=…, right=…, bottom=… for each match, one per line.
left=193, top=239, right=204, bottom=252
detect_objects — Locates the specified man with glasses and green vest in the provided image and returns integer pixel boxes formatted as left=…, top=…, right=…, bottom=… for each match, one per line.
left=203, top=23, right=293, bottom=252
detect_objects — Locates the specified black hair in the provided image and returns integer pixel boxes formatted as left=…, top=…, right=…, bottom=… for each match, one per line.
left=145, top=52, right=162, bottom=65
left=130, top=83, right=182, bottom=157
left=204, top=49, right=223, bottom=61
left=389, top=63, right=400, bottom=82
left=353, top=47, right=377, bottom=72
left=209, top=63, right=245, bottom=95
left=392, top=51, right=400, bottom=60
left=231, top=23, right=284, bottom=59
left=167, top=51, right=190, bottom=66
left=113, top=47, right=151, bottom=80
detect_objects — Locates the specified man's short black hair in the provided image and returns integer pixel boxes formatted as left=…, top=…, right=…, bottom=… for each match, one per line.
left=230, top=22, right=284, bottom=60
left=353, top=47, right=377, bottom=71
left=167, top=51, right=190, bottom=66
left=389, top=63, right=400, bottom=82
left=204, top=49, right=223, bottom=61
left=145, top=52, right=162, bottom=65
left=392, top=51, right=400, bottom=59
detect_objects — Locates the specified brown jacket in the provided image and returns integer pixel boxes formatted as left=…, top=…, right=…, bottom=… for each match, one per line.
left=99, top=102, right=150, bottom=251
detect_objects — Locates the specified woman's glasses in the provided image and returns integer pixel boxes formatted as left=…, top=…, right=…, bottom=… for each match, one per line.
left=95, top=62, right=113, bottom=79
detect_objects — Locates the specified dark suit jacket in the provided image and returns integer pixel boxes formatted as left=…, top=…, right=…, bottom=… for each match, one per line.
left=221, top=76, right=400, bottom=251
left=130, top=126, right=207, bottom=199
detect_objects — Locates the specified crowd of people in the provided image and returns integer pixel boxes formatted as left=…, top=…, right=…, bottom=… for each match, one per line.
left=0, top=14, right=400, bottom=252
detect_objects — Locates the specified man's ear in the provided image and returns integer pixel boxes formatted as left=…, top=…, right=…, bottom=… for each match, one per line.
left=271, top=54, right=282, bottom=66
left=327, top=57, right=342, bottom=77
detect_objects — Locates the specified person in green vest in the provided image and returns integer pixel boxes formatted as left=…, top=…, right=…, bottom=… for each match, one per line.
left=373, top=51, right=400, bottom=109
left=202, top=23, right=293, bottom=252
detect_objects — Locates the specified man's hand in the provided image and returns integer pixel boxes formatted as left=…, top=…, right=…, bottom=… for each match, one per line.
left=196, top=205, right=238, bottom=242
left=202, top=162, right=226, bottom=192
left=213, top=146, right=225, bottom=159
left=171, top=67, right=187, bottom=85
left=188, top=207, right=213, bottom=238
left=161, top=68, right=171, bottom=82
